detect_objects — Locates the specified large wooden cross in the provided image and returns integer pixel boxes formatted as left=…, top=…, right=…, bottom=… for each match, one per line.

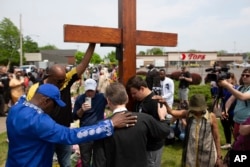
left=64, top=0, right=177, bottom=85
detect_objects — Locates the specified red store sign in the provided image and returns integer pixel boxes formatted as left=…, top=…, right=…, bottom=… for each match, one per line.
left=180, top=53, right=206, bottom=60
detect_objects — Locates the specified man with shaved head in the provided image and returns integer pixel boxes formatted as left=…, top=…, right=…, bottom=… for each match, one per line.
left=27, top=43, right=96, bottom=167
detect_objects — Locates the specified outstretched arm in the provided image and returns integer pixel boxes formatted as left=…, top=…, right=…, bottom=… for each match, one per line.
left=76, top=43, right=96, bottom=77
left=222, top=95, right=236, bottom=119
left=218, top=80, right=250, bottom=100
left=152, top=95, right=187, bottom=119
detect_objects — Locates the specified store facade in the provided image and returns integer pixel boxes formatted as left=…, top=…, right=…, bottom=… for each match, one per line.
left=136, top=52, right=243, bottom=68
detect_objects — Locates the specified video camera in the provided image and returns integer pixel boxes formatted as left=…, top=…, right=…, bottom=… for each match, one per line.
left=205, top=63, right=230, bottom=83
left=205, top=63, right=231, bottom=102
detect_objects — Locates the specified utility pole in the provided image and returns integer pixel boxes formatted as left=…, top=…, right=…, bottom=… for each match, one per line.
left=19, top=14, right=23, bottom=66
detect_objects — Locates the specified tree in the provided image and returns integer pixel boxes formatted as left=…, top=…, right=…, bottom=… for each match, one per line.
left=74, top=51, right=102, bottom=65
left=104, top=50, right=118, bottom=64
left=74, top=51, right=83, bottom=64
left=91, top=53, right=102, bottom=64
left=217, top=50, right=227, bottom=56
left=39, top=44, right=57, bottom=50
left=0, top=18, right=20, bottom=66
left=23, top=35, right=39, bottom=53
left=138, top=51, right=146, bottom=55
left=151, top=47, right=163, bottom=55
left=246, top=52, right=250, bottom=60
left=145, top=47, right=163, bottom=55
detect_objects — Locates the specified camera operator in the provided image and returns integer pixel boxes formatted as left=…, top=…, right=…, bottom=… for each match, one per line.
left=205, top=64, right=231, bottom=105
left=146, top=64, right=160, bottom=91
left=218, top=68, right=250, bottom=140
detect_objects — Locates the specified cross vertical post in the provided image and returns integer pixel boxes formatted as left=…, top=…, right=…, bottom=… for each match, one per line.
left=64, top=0, right=178, bottom=86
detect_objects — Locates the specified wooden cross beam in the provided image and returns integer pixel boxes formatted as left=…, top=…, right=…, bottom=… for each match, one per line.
left=64, top=0, right=178, bottom=85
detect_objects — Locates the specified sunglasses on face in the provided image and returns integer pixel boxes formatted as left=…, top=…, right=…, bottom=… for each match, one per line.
left=46, top=74, right=65, bottom=84
left=241, top=74, right=250, bottom=78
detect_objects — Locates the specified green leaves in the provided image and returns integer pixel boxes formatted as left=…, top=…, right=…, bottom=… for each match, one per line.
left=0, top=18, right=20, bottom=66
left=74, top=51, right=102, bottom=65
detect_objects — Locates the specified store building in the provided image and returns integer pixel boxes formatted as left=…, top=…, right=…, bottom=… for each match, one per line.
left=136, top=52, right=243, bottom=68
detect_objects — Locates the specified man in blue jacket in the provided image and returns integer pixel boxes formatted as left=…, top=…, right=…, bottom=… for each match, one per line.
left=6, top=84, right=137, bottom=167
left=73, top=78, right=107, bottom=167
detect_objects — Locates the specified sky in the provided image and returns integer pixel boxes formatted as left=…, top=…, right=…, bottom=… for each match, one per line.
left=1, top=0, right=250, bottom=57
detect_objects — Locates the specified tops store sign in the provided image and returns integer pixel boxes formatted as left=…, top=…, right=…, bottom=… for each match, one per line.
left=180, top=53, right=206, bottom=60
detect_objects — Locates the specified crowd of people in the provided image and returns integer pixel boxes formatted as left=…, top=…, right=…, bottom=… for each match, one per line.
left=0, top=66, right=42, bottom=117
left=1, top=43, right=250, bottom=167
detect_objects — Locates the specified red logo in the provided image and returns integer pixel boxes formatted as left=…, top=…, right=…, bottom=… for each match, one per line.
left=181, top=53, right=206, bottom=60
left=181, top=53, right=186, bottom=60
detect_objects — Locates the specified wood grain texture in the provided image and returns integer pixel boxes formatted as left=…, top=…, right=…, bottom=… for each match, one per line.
left=64, top=25, right=121, bottom=44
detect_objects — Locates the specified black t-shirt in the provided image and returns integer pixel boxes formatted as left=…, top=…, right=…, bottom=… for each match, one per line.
left=0, top=74, right=9, bottom=93
left=52, top=73, right=79, bottom=127
left=134, top=92, right=165, bottom=151
left=179, top=71, right=191, bottom=89
left=0, top=73, right=10, bottom=103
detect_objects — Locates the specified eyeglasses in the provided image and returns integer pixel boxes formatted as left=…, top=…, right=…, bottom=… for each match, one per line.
left=241, top=74, right=250, bottom=78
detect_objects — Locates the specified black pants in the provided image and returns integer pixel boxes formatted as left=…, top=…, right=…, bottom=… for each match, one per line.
left=0, top=94, right=5, bottom=115
left=221, top=114, right=234, bottom=144
left=79, top=141, right=94, bottom=167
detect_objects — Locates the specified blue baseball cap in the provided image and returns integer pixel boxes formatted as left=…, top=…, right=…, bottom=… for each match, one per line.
left=36, top=84, right=66, bottom=107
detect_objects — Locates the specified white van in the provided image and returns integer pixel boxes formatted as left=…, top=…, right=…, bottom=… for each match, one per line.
left=20, top=65, right=37, bottom=73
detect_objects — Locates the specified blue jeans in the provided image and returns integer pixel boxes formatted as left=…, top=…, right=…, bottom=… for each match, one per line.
left=55, top=144, right=72, bottom=167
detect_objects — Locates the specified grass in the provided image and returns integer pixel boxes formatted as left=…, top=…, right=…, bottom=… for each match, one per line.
left=0, top=119, right=229, bottom=167
left=162, top=141, right=183, bottom=166
left=0, top=132, right=8, bottom=167
left=161, top=118, right=229, bottom=166
left=0, top=81, right=228, bottom=166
